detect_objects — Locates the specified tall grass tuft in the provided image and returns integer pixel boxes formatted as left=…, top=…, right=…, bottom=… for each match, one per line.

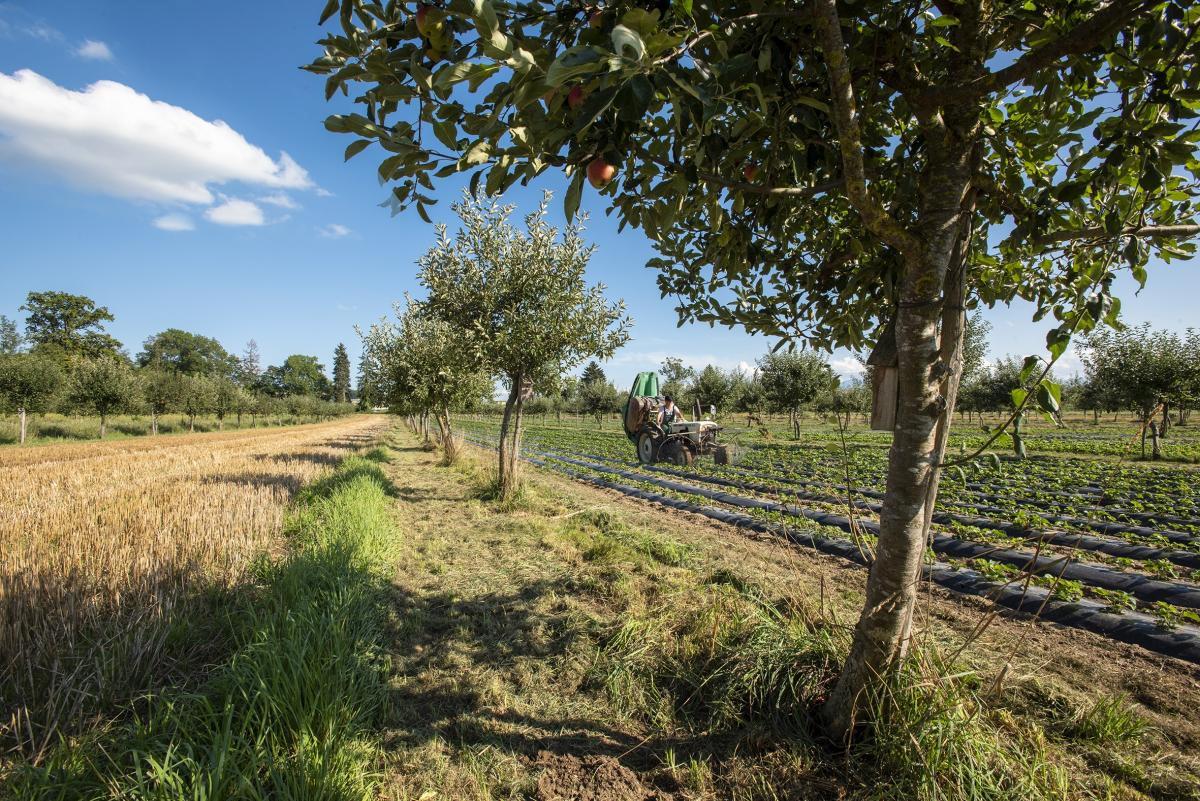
left=13, top=454, right=399, bottom=799
left=588, top=585, right=1070, bottom=801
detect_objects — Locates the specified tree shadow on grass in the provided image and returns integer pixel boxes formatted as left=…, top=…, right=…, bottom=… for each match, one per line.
left=378, top=578, right=804, bottom=795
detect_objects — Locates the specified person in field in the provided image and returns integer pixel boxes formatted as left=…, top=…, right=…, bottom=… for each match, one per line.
left=658, top=394, right=686, bottom=427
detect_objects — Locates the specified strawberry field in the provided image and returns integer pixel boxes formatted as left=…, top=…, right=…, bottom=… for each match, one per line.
left=459, top=417, right=1200, bottom=662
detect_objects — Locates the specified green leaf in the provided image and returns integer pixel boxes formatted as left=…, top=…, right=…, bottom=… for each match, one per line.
left=1011, top=387, right=1028, bottom=408
left=546, top=46, right=606, bottom=87
left=1035, top=381, right=1060, bottom=414
left=318, top=0, right=339, bottom=25
left=344, top=139, right=371, bottom=161
left=416, top=201, right=432, bottom=224
left=472, top=0, right=499, bottom=39
left=564, top=169, right=584, bottom=221
left=432, top=120, right=459, bottom=150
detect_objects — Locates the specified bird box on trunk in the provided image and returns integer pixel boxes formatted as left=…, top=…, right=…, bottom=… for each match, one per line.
left=867, top=320, right=899, bottom=431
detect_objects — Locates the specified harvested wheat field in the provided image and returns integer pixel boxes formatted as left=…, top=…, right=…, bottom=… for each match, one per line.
left=0, top=415, right=390, bottom=763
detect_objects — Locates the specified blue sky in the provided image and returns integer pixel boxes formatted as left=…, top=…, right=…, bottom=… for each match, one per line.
left=1, top=1, right=1196, bottom=390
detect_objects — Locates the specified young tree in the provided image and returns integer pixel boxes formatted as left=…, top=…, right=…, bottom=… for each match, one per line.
left=0, top=353, right=62, bottom=444
left=579, top=378, right=621, bottom=428
left=690, top=365, right=736, bottom=414
left=178, top=374, right=215, bottom=432
left=758, top=352, right=837, bottom=439
left=232, top=384, right=256, bottom=427
left=211, top=377, right=239, bottom=431
left=20, top=291, right=122, bottom=361
left=140, top=369, right=182, bottom=435
left=311, top=0, right=1200, bottom=737
left=332, top=342, right=352, bottom=403
left=0, top=315, right=23, bottom=355
left=69, top=355, right=135, bottom=438
left=1079, top=325, right=1196, bottom=456
left=417, top=193, right=631, bottom=498
left=137, top=329, right=235, bottom=376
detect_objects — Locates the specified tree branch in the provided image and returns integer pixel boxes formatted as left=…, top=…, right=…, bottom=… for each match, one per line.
left=812, top=0, right=920, bottom=256
left=1032, top=223, right=1200, bottom=248
left=925, top=0, right=1152, bottom=104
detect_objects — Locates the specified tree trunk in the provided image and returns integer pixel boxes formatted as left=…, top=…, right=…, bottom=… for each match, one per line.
left=218, top=417, right=224, bottom=431
left=99, top=414, right=107, bottom=439
left=151, top=411, right=158, bottom=436
left=1150, top=421, right=1161, bottom=460
left=504, top=388, right=528, bottom=500
left=821, top=157, right=976, bottom=742
left=497, top=378, right=520, bottom=495
left=18, top=407, right=27, bottom=445
left=791, top=409, right=800, bottom=440
left=1160, top=403, right=1170, bottom=439
left=189, top=414, right=195, bottom=433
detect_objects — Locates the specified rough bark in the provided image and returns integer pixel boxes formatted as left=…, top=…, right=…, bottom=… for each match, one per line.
left=497, top=377, right=520, bottom=496
left=18, top=407, right=27, bottom=445
left=151, top=411, right=158, bottom=436
left=815, top=0, right=983, bottom=741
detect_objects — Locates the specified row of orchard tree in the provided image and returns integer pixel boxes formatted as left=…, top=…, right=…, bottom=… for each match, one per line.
left=525, top=354, right=863, bottom=438
left=359, top=194, right=630, bottom=498
left=0, top=291, right=355, bottom=443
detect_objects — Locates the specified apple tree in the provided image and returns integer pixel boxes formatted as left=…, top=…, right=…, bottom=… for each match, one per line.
left=308, top=0, right=1200, bottom=737
left=416, top=193, right=631, bottom=498
left=69, top=355, right=136, bottom=439
left=0, top=353, right=63, bottom=444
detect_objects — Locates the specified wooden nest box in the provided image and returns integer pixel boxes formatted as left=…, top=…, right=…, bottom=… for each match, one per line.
left=867, top=320, right=899, bottom=431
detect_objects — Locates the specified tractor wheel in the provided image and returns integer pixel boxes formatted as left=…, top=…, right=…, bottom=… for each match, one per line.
left=637, top=432, right=656, bottom=464
left=661, top=440, right=694, bottom=467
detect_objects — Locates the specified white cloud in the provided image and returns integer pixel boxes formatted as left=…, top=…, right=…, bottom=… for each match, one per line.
left=0, top=69, right=312, bottom=207
left=831, top=356, right=866, bottom=378
left=76, top=39, right=113, bottom=60
left=259, top=192, right=298, bottom=209
left=205, top=198, right=264, bottom=226
left=319, top=223, right=351, bottom=238
left=152, top=213, right=194, bottom=231
left=315, top=187, right=334, bottom=197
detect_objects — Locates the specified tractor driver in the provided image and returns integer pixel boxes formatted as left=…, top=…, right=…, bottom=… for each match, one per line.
left=658, top=394, right=687, bottom=427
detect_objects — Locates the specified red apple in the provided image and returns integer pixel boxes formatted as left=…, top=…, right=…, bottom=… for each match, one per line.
left=587, top=158, right=616, bottom=189
left=743, top=163, right=759, bottom=182
left=415, top=4, right=430, bottom=36
left=567, top=85, right=587, bottom=110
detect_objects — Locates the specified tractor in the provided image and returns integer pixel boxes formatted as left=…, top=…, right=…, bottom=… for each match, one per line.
left=621, top=371, right=732, bottom=466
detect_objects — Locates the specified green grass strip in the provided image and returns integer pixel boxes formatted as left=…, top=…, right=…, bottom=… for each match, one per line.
left=12, top=450, right=398, bottom=800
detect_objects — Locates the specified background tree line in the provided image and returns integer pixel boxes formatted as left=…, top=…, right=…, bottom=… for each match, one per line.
left=0, top=291, right=356, bottom=444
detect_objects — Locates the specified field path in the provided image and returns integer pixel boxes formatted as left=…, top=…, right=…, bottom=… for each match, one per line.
left=377, top=437, right=668, bottom=800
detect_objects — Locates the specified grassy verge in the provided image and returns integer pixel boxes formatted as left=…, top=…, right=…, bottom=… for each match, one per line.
left=10, top=448, right=399, bottom=799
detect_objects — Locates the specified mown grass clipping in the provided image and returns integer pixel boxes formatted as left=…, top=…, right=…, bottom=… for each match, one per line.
left=14, top=450, right=398, bottom=800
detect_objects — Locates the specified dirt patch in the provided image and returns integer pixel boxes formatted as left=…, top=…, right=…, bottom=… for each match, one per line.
left=535, top=751, right=672, bottom=801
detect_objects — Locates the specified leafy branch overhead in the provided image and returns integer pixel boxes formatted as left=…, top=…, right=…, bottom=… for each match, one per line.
left=308, top=0, right=1200, bottom=356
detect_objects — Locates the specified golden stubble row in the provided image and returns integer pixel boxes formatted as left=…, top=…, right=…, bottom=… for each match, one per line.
left=0, top=415, right=391, bottom=761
